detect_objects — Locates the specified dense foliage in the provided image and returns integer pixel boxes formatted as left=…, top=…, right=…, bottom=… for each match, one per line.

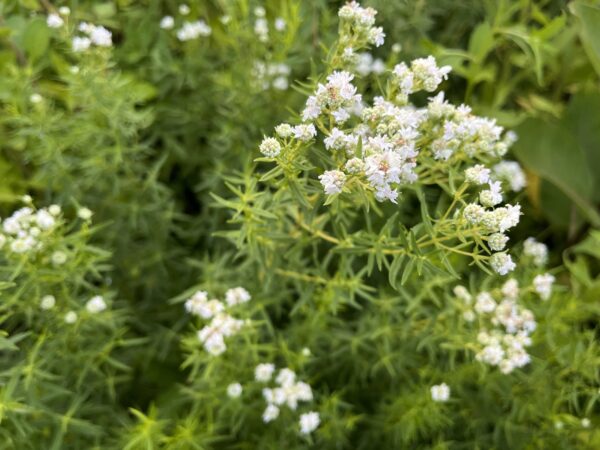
left=0, top=0, right=599, bottom=448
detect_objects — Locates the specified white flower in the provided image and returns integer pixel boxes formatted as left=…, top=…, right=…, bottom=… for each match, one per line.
left=302, top=347, right=311, bottom=357
left=493, top=161, right=526, bottom=191
left=77, top=207, right=93, bottom=220
left=319, top=170, right=346, bottom=195
left=533, top=273, right=555, bottom=300
left=259, top=137, right=281, bottom=158
left=275, top=17, right=286, bottom=31
left=36, top=210, right=55, bottom=230
left=225, top=287, right=251, bottom=306
left=40, top=295, right=56, bottom=310
left=392, top=43, right=402, bottom=53
left=64, top=311, right=78, bottom=324
left=501, top=279, right=519, bottom=300
left=275, top=123, right=294, bottom=138
left=523, top=238, right=548, bottom=267
left=479, top=181, right=503, bottom=207
left=293, top=124, right=317, bottom=142
left=477, top=344, right=504, bottom=365
left=255, top=363, right=276, bottom=382
left=262, top=404, right=280, bottom=423
left=430, top=383, right=450, bottom=402
left=465, top=164, right=491, bottom=185
left=272, top=76, right=288, bottom=90
left=220, top=15, right=231, bottom=25
left=47, top=13, right=64, bottom=28
left=177, top=21, right=211, bottom=41
left=368, top=27, right=385, bottom=47
left=160, top=16, right=175, bottom=30
left=86, top=295, right=107, bottom=313
left=227, top=382, right=243, bottom=398
left=48, top=204, right=61, bottom=216
left=179, top=4, right=190, bottom=15
left=488, top=233, right=508, bottom=251
left=581, top=418, right=591, bottom=428
left=453, top=285, right=472, bottom=304
left=72, top=36, right=91, bottom=52
left=475, top=292, right=496, bottom=314
left=30, top=93, right=43, bottom=104
left=254, top=6, right=266, bottom=17
left=463, top=203, right=485, bottom=224
left=58, top=6, right=70, bottom=15
left=89, top=26, right=112, bottom=47
left=490, top=252, right=516, bottom=275
left=345, top=158, right=364, bottom=174
left=51, top=251, right=68, bottom=265
left=299, top=411, right=320, bottom=434
left=275, top=368, right=296, bottom=387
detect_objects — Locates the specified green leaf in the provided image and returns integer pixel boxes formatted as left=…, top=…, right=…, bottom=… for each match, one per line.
left=21, top=19, right=50, bottom=64
left=513, top=117, right=600, bottom=226
left=570, top=1, right=600, bottom=77
left=468, top=22, right=495, bottom=63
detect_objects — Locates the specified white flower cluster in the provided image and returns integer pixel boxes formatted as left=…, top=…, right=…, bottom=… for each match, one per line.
left=338, top=1, right=385, bottom=47
left=258, top=4, right=519, bottom=209
left=493, top=159, right=526, bottom=192
left=392, top=57, right=451, bottom=101
left=252, top=6, right=286, bottom=42
left=255, top=363, right=320, bottom=434
left=253, top=61, right=291, bottom=91
left=462, top=181, right=522, bottom=275
left=302, top=70, right=363, bottom=123
left=73, top=23, right=113, bottom=52
left=86, top=295, right=108, bottom=313
left=184, top=287, right=251, bottom=356
left=454, top=276, right=549, bottom=374
left=430, top=383, right=450, bottom=402
left=0, top=203, right=62, bottom=254
left=160, top=6, right=211, bottom=41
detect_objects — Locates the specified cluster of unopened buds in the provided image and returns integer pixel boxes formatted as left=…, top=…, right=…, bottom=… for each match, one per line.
left=453, top=246, right=555, bottom=374
left=184, top=287, right=251, bottom=356
left=160, top=4, right=211, bottom=41
left=254, top=363, right=320, bottom=434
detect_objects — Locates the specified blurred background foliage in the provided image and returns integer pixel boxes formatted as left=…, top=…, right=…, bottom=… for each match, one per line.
left=0, top=0, right=599, bottom=448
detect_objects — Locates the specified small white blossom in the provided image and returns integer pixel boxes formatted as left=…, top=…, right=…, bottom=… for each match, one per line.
left=255, top=363, right=276, bottom=382
left=51, top=251, right=68, bottom=265
left=77, top=207, right=93, bottom=220
left=299, top=411, right=320, bottom=434
left=533, top=273, right=555, bottom=300
left=465, top=164, right=491, bottom=185
left=274, top=17, right=286, bottom=31
left=523, top=238, right=548, bottom=267
left=30, top=93, right=43, bottom=104
left=72, top=36, right=91, bottom=52
left=480, top=181, right=503, bottom=207
left=490, top=252, right=516, bottom=275
left=179, top=4, right=190, bottom=15
left=47, top=13, right=64, bottom=28
left=493, top=161, right=526, bottom=192
left=64, top=311, right=78, bottom=324
left=227, top=382, right=243, bottom=398
left=58, top=6, right=70, bottom=15
left=275, top=123, right=293, bottom=138
left=430, top=383, right=450, bottom=402
left=293, top=124, right=317, bottom=142
left=259, top=137, right=281, bottom=158
left=319, top=170, right=346, bottom=195
left=225, top=287, right=251, bottom=306
left=86, top=295, right=107, bottom=313
left=160, top=16, right=175, bottom=30
left=475, top=292, right=496, bottom=314
left=262, top=404, right=280, bottom=423
left=488, top=233, right=508, bottom=251
left=40, top=295, right=56, bottom=310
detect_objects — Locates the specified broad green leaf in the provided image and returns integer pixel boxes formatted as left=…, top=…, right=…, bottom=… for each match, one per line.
left=513, top=117, right=600, bottom=226
left=468, top=22, right=495, bottom=63
left=570, top=1, right=600, bottom=77
left=21, top=19, right=50, bottom=64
